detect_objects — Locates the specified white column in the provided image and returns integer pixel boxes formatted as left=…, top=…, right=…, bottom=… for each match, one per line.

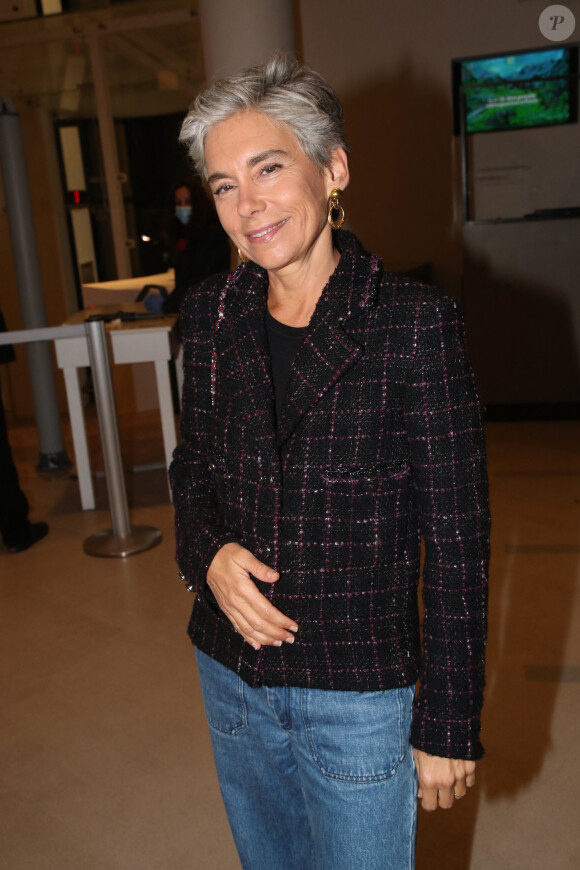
left=199, top=0, right=296, bottom=81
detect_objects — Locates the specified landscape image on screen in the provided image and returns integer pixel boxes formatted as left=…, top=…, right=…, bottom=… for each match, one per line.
left=460, top=48, right=573, bottom=133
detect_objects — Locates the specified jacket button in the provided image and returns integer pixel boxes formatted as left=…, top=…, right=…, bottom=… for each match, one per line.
left=256, top=543, right=271, bottom=558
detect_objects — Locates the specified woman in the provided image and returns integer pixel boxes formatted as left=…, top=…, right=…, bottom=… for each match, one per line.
left=146, top=176, right=231, bottom=314
left=170, top=52, right=490, bottom=870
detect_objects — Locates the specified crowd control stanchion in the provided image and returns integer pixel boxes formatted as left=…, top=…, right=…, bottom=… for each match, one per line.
left=83, top=318, right=162, bottom=558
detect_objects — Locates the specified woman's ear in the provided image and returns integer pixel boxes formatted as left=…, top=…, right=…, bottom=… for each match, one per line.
left=326, top=147, right=350, bottom=194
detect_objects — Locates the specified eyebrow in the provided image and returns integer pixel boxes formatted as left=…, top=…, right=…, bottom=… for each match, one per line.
left=207, top=149, right=288, bottom=186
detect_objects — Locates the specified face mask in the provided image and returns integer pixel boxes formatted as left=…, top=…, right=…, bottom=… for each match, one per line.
left=175, top=205, right=192, bottom=225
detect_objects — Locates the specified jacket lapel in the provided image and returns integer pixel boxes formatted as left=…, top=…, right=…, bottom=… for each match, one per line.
left=276, top=312, right=363, bottom=449
left=276, top=232, right=383, bottom=448
left=214, top=263, right=278, bottom=447
left=215, top=232, right=384, bottom=453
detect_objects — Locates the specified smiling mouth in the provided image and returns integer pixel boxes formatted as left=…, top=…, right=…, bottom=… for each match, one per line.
left=247, top=218, right=289, bottom=241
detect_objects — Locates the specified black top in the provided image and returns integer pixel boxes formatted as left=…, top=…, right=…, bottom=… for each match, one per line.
left=265, top=308, right=309, bottom=422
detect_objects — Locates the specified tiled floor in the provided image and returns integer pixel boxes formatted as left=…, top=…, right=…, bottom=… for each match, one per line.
left=1, top=413, right=578, bottom=869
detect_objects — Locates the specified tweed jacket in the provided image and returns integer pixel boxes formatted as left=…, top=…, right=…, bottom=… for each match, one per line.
left=170, top=230, right=490, bottom=760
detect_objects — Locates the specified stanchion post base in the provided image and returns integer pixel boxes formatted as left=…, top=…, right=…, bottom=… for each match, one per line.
left=83, top=525, right=162, bottom=558
left=37, top=450, right=73, bottom=479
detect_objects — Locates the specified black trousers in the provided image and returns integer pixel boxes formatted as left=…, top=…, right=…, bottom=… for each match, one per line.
left=0, top=388, right=29, bottom=548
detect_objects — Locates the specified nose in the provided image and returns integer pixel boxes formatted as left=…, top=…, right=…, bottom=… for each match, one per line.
left=236, top=180, right=264, bottom=218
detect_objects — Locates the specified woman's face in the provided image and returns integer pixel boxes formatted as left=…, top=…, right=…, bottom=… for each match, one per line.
left=204, top=111, right=348, bottom=277
left=174, top=185, right=193, bottom=227
left=174, top=186, right=191, bottom=208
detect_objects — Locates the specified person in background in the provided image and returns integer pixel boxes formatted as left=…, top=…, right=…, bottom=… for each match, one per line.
left=0, top=307, right=49, bottom=554
left=170, top=52, right=490, bottom=870
left=145, top=176, right=231, bottom=314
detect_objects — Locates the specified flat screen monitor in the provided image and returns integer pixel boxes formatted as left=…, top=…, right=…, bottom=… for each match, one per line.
left=452, top=44, right=578, bottom=134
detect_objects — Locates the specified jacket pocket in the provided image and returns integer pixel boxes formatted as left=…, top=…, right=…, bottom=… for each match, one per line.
left=321, top=461, right=410, bottom=484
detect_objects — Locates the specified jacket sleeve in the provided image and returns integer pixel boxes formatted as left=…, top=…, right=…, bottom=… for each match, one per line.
left=169, top=282, right=238, bottom=596
left=403, top=291, right=490, bottom=760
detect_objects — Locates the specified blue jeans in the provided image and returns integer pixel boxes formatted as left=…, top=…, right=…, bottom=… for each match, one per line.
left=195, top=649, right=417, bottom=870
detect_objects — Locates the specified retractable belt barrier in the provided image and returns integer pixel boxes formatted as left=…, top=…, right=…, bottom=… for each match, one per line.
left=0, top=322, right=162, bottom=557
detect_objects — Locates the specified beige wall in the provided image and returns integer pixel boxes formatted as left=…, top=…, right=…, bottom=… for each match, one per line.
left=299, top=0, right=580, bottom=295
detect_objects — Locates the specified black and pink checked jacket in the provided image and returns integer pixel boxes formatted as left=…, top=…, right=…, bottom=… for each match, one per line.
left=170, top=230, right=490, bottom=760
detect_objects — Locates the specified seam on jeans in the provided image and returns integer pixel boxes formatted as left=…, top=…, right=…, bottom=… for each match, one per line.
left=206, top=675, right=248, bottom=735
left=301, top=689, right=407, bottom=783
left=197, top=650, right=248, bottom=735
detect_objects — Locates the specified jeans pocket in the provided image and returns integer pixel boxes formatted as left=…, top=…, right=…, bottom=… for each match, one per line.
left=303, top=686, right=413, bottom=782
left=195, top=648, right=248, bottom=735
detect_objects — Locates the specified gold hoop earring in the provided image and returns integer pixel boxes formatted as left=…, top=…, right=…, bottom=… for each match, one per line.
left=237, top=248, right=249, bottom=264
left=327, top=188, right=345, bottom=230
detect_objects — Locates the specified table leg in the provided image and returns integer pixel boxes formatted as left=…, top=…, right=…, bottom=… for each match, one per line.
left=153, top=359, right=177, bottom=501
left=62, top=366, right=96, bottom=510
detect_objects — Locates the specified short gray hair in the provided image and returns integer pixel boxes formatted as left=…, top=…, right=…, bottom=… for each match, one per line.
left=179, top=51, right=348, bottom=177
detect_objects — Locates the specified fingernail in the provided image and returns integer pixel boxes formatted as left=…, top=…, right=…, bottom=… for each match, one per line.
left=288, top=624, right=298, bottom=632
left=266, top=570, right=278, bottom=579
left=284, top=635, right=295, bottom=644
left=273, top=640, right=282, bottom=647
left=250, top=640, right=260, bottom=650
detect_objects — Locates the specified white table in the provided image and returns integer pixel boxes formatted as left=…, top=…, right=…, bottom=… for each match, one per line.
left=82, top=270, right=175, bottom=307
left=54, top=304, right=179, bottom=510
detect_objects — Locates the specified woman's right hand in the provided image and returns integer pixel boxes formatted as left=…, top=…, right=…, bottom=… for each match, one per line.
left=206, top=543, right=298, bottom=650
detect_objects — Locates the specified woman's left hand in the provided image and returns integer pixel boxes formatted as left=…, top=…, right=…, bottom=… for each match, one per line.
left=412, top=749, right=476, bottom=811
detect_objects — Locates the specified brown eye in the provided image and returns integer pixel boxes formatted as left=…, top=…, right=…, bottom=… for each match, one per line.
left=213, top=183, right=233, bottom=197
